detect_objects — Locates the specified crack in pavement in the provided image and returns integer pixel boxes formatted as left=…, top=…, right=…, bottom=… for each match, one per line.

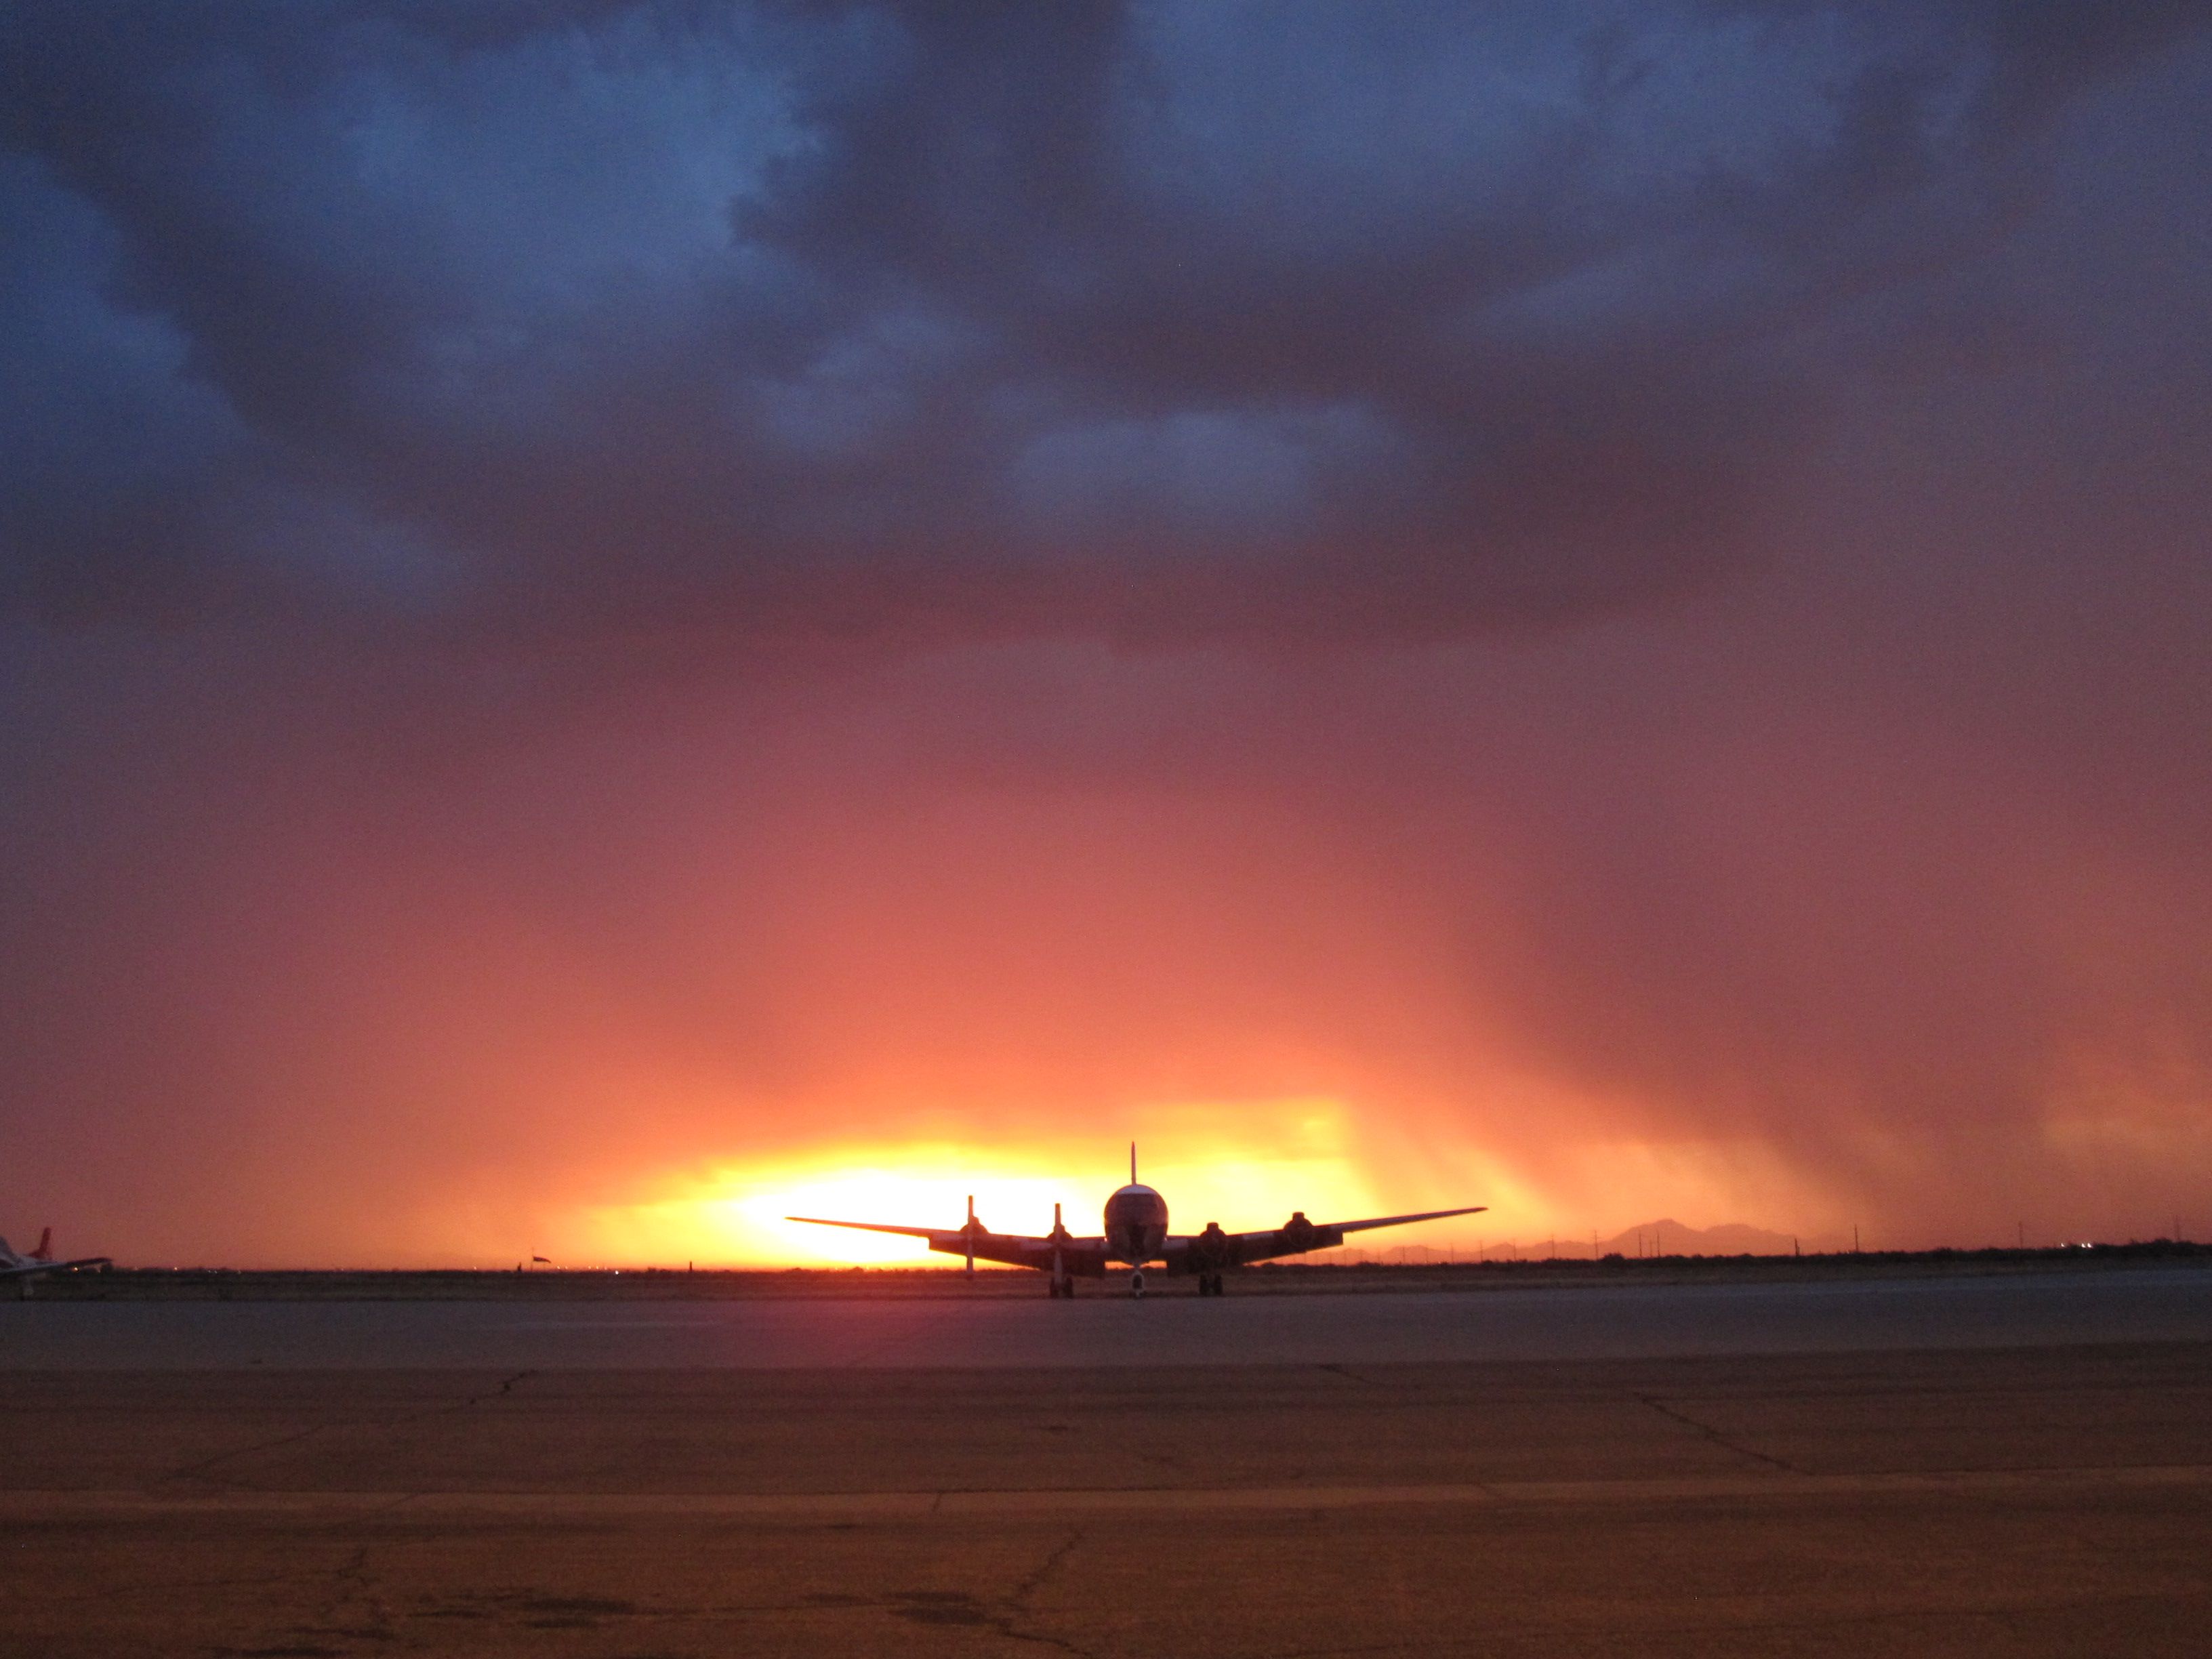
left=1637, top=1394, right=1803, bottom=1473
left=158, top=1370, right=534, bottom=1491
left=1009, top=1528, right=1085, bottom=1609
left=1318, top=1364, right=1388, bottom=1389
left=162, top=1422, right=338, bottom=1487
left=454, top=1370, right=534, bottom=1409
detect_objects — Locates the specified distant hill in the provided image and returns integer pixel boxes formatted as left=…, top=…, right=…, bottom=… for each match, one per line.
left=1597, top=1218, right=1806, bottom=1258
left=1355, top=1218, right=1820, bottom=1263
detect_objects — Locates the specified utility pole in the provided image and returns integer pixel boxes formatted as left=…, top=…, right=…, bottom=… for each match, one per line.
left=2018, top=1221, right=2025, bottom=1251
left=1853, top=1223, right=1860, bottom=1254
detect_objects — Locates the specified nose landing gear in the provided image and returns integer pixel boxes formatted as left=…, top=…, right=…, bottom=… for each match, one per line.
left=1128, top=1269, right=1146, bottom=1299
left=1196, top=1272, right=1225, bottom=1296
left=1048, top=1274, right=1076, bottom=1298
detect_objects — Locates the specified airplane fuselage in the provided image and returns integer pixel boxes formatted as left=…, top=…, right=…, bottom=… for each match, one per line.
left=1103, top=1182, right=1169, bottom=1265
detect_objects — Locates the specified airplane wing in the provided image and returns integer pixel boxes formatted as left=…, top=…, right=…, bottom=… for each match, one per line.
left=1170, top=1206, right=1486, bottom=1271
left=0, top=1255, right=110, bottom=1278
left=1334, top=1206, right=1489, bottom=1236
left=785, top=1218, right=943, bottom=1241
left=788, top=1216, right=1112, bottom=1276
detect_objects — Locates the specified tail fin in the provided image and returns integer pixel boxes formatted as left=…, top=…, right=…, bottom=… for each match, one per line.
left=32, top=1227, right=51, bottom=1261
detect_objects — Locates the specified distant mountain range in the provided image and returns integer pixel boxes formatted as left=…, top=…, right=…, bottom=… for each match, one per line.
left=1357, top=1218, right=1821, bottom=1262
left=1594, top=1219, right=1808, bottom=1258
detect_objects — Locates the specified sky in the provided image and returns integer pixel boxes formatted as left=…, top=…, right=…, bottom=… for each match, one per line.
left=3, top=1, right=2209, bottom=1267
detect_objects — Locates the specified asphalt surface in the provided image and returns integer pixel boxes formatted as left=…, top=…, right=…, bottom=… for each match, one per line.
left=5, top=1271, right=2211, bottom=1657
left=4, top=1265, right=2209, bottom=1369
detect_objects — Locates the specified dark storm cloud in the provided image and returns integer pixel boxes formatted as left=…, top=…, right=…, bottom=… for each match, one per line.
left=5, top=0, right=2202, bottom=641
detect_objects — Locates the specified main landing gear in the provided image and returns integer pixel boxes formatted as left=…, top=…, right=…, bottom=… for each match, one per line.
left=1196, top=1272, right=1226, bottom=1296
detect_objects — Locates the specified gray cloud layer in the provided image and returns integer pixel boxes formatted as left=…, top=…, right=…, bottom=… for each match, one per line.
left=5, top=5, right=2212, bottom=1260
left=7, top=0, right=2203, bottom=641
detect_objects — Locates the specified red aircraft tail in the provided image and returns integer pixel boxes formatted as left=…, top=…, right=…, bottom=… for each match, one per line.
left=31, top=1227, right=52, bottom=1262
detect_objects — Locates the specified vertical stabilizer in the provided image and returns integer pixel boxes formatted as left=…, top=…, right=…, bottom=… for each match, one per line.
left=32, top=1227, right=50, bottom=1261
left=1130, top=1143, right=1136, bottom=1184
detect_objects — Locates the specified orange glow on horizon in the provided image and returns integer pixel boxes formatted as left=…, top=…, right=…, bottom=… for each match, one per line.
left=396, top=1092, right=1875, bottom=1271
left=564, top=1100, right=1552, bottom=1267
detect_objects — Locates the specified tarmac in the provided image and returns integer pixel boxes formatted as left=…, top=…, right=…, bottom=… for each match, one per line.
left=7, top=1264, right=2211, bottom=1369
left=5, top=1267, right=2211, bottom=1656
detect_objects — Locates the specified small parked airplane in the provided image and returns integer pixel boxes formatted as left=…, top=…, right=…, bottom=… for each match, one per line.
left=791, top=1146, right=1484, bottom=1297
left=1, top=1228, right=110, bottom=1284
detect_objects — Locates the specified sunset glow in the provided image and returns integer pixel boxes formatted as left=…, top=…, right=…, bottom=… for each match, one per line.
left=569, top=1103, right=1522, bottom=1268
